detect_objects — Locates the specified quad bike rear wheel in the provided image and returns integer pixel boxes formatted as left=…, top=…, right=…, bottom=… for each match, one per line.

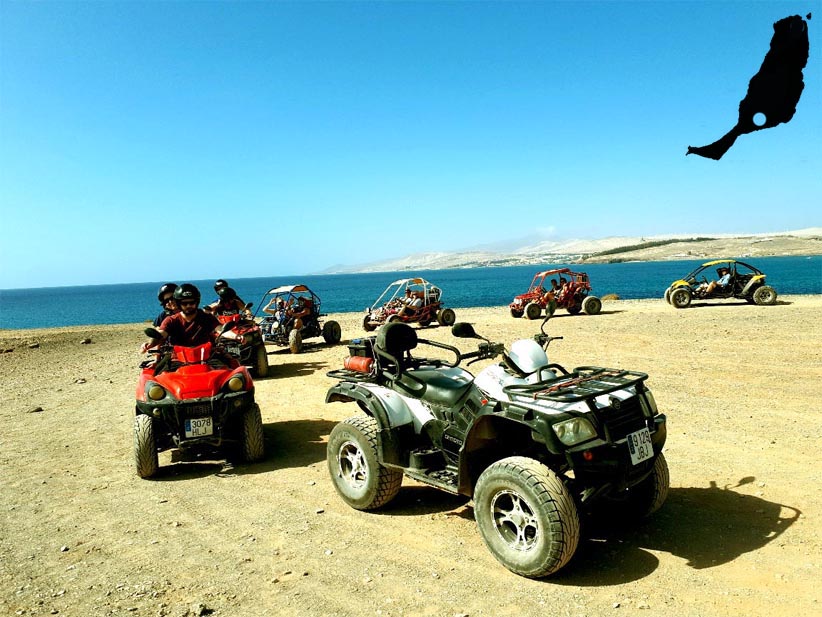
left=322, top=320, right=342, bottom=344
left=288, top=329, right=303, bottom=353
left=670, top=288, right=692, bottom=309
left=254, top=345, right=269, bottom=378
left=134, top=414, right=159, bottom=479
left=582, top=296, right=602, bottom=315
left=474, top=456, right=580, bottom=578
left=437, top=308, right=456, bottom=326
left=752, top=285, right=777, bottom=305
left=524, top=302, right=542, bottom=320
left=327, top=415, right=402, bottom=510
left=242, top=403, right=265, bottom=462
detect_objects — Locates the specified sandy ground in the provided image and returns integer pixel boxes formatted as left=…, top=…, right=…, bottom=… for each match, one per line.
left=1, top=296, right=821, bottom=617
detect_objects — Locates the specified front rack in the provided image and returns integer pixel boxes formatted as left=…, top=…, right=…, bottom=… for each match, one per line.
left=502, top=366, right=648, bottom=403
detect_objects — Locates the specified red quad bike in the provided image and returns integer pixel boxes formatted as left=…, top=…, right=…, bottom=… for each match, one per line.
left=133, top=327, right=265, bottom=479
left=363, top=277, right=455, bottom=331
left=509, top=268, right=601, bottom=319
left=215, top=308, right=270, bottom=377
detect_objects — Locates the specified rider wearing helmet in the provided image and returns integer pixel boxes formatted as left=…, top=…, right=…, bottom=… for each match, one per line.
left=143, top=284, right=231, bottom=350
left=206, top=279, right=247, bottom=314
left=153, top=282, right=179, bottom=327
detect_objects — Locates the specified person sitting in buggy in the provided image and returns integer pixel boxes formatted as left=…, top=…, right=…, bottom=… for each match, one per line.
left=698, top=267, right=732, bottom=297
left=398, top=288, right=424, bottom=318
left=288, top=296, right=314, bottom=329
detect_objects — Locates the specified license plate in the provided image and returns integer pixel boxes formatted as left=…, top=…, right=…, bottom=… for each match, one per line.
left=184, top=417, right=213, bottom=438
left=627, top=427, right=653, bottom=465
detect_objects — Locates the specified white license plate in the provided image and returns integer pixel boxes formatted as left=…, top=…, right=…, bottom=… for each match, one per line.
left=627, top=427, right=653, bottom=465
left=185, top=417, right=213, bottom=438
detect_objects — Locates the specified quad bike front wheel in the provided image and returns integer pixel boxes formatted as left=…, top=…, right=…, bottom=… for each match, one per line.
left=288, top=329, right=303, bottom=353
left=327, top=415, right=402, bottom=510
left=134, top=414, right=159, bottom=479
left=254, top=345, right=269, bottom=378
left=670, top=287, right=692, bottom=309
left=752, top=285, right=777, bottom=306
left=322, top=320, right=342, bottom=344
left=437, top=308, right=456, bottom=326
left=601, top=453, right=669, bottom=520
left=524, top=302, right=542, bottom=320
left=474, top=456, right=580, bottom=578
left=582, top=296, right=602, bottom=316
left=242, top=403, right=265, bottom=462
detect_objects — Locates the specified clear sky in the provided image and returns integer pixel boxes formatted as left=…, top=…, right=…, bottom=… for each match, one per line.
left=1, top=1, right=819, bottom=289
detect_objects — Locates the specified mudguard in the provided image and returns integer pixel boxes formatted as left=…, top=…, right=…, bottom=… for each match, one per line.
left=326, top=382, right=436, bottom=466
left=740, top=274, right=766, bottom=296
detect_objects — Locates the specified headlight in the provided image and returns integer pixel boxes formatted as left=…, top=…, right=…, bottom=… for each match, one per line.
left=552, top=417, right=597, bottom=446
left=227, top=376, right=245, bottom=392
left=147, top=384, right=166, bottom=401
left=640, top=390, right=659, bottom=417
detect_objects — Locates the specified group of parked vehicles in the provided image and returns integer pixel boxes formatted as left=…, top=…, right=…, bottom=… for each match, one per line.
left=133, top=257, right=776, bottom=578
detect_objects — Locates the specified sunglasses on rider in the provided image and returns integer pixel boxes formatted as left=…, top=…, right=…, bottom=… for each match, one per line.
left=179, top=300, right=197, bottom=307
left=162, top=296, right=175, bottom=304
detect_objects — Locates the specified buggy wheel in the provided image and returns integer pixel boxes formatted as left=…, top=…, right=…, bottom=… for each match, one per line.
left=242, top=403, right=265, bottom=462
left=567, top=302, right=582, bottom=315
left=510, top=307, right=524, bottom=318
left=363, top=314, right=376, bottom=332
left=288, top=329, right=303, bottom=353
left=670, top=288, right=691, bottom=309
left=418, top=317, right=432, bottom=327
left=327, top=415, right=402, bottom=510
left=134, top=414, right=159, bottom=479
left=474, top=456, right=579, bottom=578
left=254, top=344, right=269, bottom=377
left=322, top=320, right=342, bottom=344
left=437, top=308, right=456, bottom=326
left=663, top=287, right=671, bottom=304
left=753, top=285, right=777, bottom=305
left=582, top=296, right=601, bottom=315
left=602, top=453, right=669, bottom=519
left=524, top=302, right=542, bottom=320
left=387, top=314, right=401, bottom=324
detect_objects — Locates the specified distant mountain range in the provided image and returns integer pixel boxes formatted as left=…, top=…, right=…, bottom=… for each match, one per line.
left=320, top=228, right=822, bottom=274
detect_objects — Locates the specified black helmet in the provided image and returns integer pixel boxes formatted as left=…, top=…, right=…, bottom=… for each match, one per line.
left=173, top=283, right=201, bottom=304
left=157, top=282, right=177, bottom=303
left=214, top=279, right=228, bottom=292
left=217, top=286, right=238, bottom=301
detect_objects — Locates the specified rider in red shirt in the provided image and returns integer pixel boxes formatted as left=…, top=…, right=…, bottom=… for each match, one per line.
left=142, top=284, right=226, bottom=351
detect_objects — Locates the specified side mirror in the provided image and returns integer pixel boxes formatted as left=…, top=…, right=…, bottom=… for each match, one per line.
left=451, top=322, right=478, bottom=338
left=245, top=302, right=254, bottom=310
left=144, top=327, right=161, bottom=339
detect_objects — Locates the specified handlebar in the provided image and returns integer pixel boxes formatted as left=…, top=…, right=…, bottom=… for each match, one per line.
left=461, top=342, right=505, bottom=365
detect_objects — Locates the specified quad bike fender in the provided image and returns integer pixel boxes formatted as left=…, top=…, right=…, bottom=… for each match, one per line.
left=740, top=274, right=766, bottom=296
left=326, top=382, right=434, bottom=430
left=326, top=382, right=434, bottom=466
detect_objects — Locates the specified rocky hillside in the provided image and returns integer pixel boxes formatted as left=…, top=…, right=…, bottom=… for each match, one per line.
left=322, top=228, right=822, bottom=273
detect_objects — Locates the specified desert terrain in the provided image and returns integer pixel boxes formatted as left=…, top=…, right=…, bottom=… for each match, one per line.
left=1, top=297, right=820, bottom=617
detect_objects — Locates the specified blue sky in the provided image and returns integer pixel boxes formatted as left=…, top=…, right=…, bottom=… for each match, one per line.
left=1, top=1, right=819, bottom=289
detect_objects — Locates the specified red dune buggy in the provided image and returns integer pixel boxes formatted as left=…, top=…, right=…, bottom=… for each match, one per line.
left=362, top=277, right=455, bottom=331
left=509, top=268, right=601, bottom=319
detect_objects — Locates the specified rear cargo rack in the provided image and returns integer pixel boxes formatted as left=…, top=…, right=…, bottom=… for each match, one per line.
left=502, top=366, right=648, bottom=403
left=326, top=368, right=379, bottom=383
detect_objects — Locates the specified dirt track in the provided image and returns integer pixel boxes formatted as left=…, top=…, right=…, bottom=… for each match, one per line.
left=1, top=297, right=820, bottom=617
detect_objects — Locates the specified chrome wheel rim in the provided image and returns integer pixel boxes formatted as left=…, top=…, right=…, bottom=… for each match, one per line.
left=337, top=441, right=368, bottom=489
left=490, top=489, right=540, bottom=552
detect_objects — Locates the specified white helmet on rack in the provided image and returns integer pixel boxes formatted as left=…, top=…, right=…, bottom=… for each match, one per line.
left=506, top=339, right=550, bottom=375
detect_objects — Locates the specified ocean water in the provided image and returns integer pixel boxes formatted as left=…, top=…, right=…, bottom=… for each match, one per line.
left=1, top=256, right=819, bottom=330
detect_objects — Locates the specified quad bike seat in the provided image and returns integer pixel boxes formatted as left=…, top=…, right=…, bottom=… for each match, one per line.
left=376, top=322, right=473, bottom=406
